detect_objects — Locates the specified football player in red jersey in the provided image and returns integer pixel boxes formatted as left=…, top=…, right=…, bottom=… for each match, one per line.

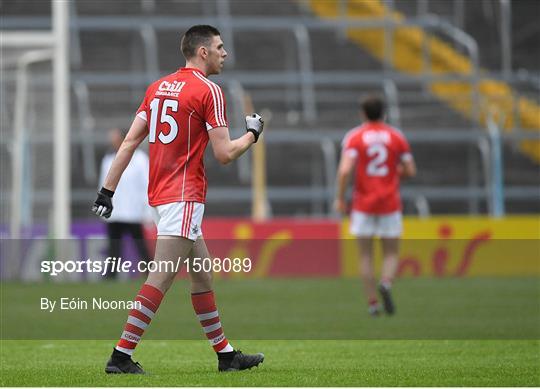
left=334, top=95, right=416, bottom=316
left=92, top=25, right=264, bottom=373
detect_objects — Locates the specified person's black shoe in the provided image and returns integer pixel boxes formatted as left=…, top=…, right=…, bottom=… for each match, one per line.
left=218, top=350, right=264, bottom=372
left=105, top=349, right=145, bottom=374
left=378, top=284, right=395, bottom=315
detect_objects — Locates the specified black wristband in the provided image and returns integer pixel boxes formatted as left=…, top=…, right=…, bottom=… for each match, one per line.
left=247, top=128, right=259, bottom=143
left=100, top=187, right=115, bottom=198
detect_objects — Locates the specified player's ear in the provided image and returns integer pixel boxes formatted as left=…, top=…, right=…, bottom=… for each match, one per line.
left=199, top=46, right=208, bottom=60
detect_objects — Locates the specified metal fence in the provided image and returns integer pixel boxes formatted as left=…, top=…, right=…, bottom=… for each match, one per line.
left=1, top=0, right=539, bottom=237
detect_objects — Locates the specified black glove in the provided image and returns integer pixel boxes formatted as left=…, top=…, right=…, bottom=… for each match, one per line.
left=245, top=113, right=264, bottom=143
left=91, top=187, right=114, bottom=219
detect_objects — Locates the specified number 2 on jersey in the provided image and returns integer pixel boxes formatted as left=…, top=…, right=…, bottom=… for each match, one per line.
left=366, top=143, right=389, bottom=176
left=148, top=98, right=179, bottom=144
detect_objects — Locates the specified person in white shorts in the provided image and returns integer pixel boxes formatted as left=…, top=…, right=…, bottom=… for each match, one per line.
left=92, top=25, right=265, bottom=374
left=334, top=95, right=416, bottom=316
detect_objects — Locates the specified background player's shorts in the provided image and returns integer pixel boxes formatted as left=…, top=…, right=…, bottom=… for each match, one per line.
left=151, top=201, right=204, bottom=241
left=349, top=211, right=402, bottom=238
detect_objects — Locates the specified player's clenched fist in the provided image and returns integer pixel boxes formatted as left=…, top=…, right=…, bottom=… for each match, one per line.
left=245, top=113, right=264, bottom=143
left=91, top=187, right=114, bottom=218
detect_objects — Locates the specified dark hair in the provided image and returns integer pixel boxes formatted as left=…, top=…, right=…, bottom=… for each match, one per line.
left=361, top=95, right=386, bottom=121
left=181, top=25, right=221, bottom=59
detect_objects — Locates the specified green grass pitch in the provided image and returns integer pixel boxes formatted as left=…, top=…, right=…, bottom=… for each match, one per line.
left=1, top=278, right=539, bottom=386
left=2, top=339, right=538, bottom=386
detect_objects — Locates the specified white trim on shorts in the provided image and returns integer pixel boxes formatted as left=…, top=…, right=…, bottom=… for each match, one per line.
left=349, top=210, right=402, bottom=238
left=151, top=201, right=204, bottom=241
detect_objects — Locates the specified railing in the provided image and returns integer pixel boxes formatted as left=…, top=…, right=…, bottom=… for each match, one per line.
left=2, top=127, right=537, bottom=216
left=10, top=49, right=54, bottom=237
left=485, top=112, right=506, bottom=216
left=73, top=80, right=97, bottom=183
left=2, top=6, right=539, bottom=224
left=2, top=3, right=71, bottom=239
left=2, top=14, right=489, bottom=114
left=382, top=79, right=401, bottom=127
left=8, top=11, right=534, bottom=111
left=215, top=0, right=236, bottom=67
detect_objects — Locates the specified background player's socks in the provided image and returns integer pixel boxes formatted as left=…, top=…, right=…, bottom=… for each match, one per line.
left=380, top=278, right=392, bottom=290
left=191, top=290, right=234, bottom=353
left=115, top=283, right=164, bottom=355
left=368, top=298, right=380, bottom=316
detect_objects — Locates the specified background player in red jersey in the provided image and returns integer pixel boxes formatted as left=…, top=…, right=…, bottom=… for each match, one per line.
left=334, top=95, right=416, bottom=316
left=92, top=25, right=264, bottom=373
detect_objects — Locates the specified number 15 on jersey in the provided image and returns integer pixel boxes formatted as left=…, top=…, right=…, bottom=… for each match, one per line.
left=148, top=98, right=180, bottom=144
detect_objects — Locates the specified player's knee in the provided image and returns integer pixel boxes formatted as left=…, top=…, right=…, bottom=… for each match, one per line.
left=192, top=272, right=213, bottom=289
left=145, top=272, right=176, bottom=293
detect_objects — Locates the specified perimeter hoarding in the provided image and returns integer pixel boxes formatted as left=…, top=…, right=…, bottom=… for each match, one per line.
left=1, top=216, right=538, bottom=280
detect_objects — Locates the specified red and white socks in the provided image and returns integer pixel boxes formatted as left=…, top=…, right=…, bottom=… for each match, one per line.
left=191, top=290, right=234, bottom=353
left=368, top=297, right=380, bottom=314
left=115, top=283, right=164, bottom=356
left=113, top=285, right=233, bottom=358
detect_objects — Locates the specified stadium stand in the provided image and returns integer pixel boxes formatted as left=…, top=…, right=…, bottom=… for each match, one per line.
left=1, top=0, right=538, bottom=224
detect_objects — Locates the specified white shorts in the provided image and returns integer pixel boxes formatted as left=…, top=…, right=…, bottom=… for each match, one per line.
left=349, top=211, right=402, bottom=238
left=151, top=201, right=204, bottom=241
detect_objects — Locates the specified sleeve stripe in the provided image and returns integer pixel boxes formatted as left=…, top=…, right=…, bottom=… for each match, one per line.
left=401, top=152, right=413, bottom=162
left=193, top=72, right=219, bottom=125
left=210, top=78, right=226, bottom=126
left=345, top=149, right=358, bottom=159
left=194, top=72, right=221, bottom=126
left=207, top=78, right=224, bottom=127
left=136, top=111, right=147, bottom=121
left=212, top=80, right=226, bottom=127
left=193, top=71, right=226, bottom=127
left=215, top=85, right=226, bottom=127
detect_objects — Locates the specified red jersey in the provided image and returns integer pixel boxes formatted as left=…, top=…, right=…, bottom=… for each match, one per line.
left=136, top=68, right=228, bottom=206
left=342, top=121, right=412, bottom=214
